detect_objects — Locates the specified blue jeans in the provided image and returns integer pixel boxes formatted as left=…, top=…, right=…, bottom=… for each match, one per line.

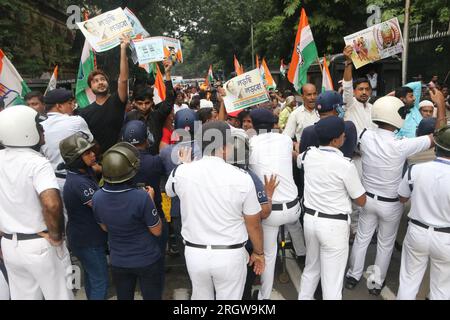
left=71, top=246, right=109, bottom=300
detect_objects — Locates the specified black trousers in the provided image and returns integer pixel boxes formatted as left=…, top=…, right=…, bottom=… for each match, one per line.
left=111, top=259, right=163, bottom=300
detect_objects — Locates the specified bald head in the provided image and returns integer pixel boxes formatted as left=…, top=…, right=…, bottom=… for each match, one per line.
left=301, top=84, right=317, bottom=111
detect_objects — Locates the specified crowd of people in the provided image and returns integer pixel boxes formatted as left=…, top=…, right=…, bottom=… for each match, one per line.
left=0, top=38, right=450, bottom=301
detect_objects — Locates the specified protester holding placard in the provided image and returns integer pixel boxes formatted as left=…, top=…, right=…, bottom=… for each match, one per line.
left=79, top=35, right=131, bottom=155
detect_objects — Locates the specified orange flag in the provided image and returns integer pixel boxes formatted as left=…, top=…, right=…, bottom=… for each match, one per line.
left=234, top=55, right=243, bottom=76
left=153, top=64, right=166, bottom=105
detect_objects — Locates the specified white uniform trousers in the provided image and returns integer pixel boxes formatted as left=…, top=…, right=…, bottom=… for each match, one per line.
left=350, top=155, right=363, bottom=234
left=298, top=213, right=350, bottom=300
left=1, top=237, right=74, bottom=300
left=258, top=203, right=301, bottom=300
left=185, top=245, right=248, bottom=300
left=0, top=266, right=9, bottom=300
left=285, top=219, right=306, bottom=256
left=346, top=196, right=403, bottom=284
left=397, top=223, right=450, bottom=300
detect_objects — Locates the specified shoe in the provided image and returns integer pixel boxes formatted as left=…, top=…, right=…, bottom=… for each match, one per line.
left=368, top=281, right=385, bottom=296
left=168, top=244, right=180, bottom=257
left=344, top=276, right=359, bottom=290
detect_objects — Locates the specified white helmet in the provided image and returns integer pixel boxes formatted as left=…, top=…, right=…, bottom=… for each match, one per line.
left=0, top=105, right=46, bottom=147
left=372, top=96, right=407, bottom=129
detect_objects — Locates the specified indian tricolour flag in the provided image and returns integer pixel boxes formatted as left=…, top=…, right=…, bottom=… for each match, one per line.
left=0, top=49, right=30, bottom=107
left=204, top=65, right=214, bottom=87
left=321, top=56, right=334, bottom=92
left=153, top=64, right=166, bottom=105
left=260, top=58, right=277, bottom=90
left=76, top=40, right=96, bottom=109
left=287, top=8, right=318, bottom=93
left=45, top=65, right=58, bottom=95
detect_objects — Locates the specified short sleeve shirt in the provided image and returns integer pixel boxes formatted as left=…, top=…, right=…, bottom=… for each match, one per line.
left=93, top=184, right=161, bottom=268
left=63, top=170, right=107, bottom=248
left=0, top=148, right=59, bottom=234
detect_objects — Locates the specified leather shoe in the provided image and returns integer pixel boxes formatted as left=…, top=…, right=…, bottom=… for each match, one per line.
left=368, top=281, right=386, bottom=296
left=344, top=276, right=359, bottom=290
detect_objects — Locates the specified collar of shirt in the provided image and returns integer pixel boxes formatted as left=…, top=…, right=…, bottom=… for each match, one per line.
left=102, top=183, right=135, bottom=193
left=46, top=112, right=65, bottom=117
left=301, top=104, right=319, bottom=116
left=318, top=146, right=344, bottom=157
left=435, top=157, right=450, bottom=166
left=376, top=127, right=396, bottom=138
left=201, top=156, right=226, bottom=164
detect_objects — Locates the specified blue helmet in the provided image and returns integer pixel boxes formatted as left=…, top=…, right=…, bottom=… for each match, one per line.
left=122, top=120, right=154, bottom=147
left=316, top=90, right=345, bottom=118
left=175, top=108, right=198, bottom=134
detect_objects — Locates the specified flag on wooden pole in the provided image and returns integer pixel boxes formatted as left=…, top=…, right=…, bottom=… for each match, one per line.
left=0, top=49, right=30, bottom=107
left=287, top=8, right=319, bottom=92
left=204, top=65, right=214, bottom=87
left=45, top=66, right=58, bottom=95
left=321, top=56, right=334, bottom=92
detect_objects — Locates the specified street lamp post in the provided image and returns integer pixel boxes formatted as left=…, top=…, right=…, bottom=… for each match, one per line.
left=402, top=0, right=411, bottom=85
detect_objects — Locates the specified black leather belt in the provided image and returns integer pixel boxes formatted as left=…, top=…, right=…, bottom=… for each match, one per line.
left=272, top=199, right=299, bottom=211
left=184, top=241, right=246, bottom=250
left=366, top=192, right=399, bottom=203
left=305, top=207, right=348, bottom=221
left=2, top=233, right=44, bottom=241
left=55, top=173, right=67, bottom=179
left=410, top=219, right=450, bottom=234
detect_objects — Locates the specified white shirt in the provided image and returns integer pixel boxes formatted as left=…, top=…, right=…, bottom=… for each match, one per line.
left=398, top=158, right=450, bottom=228
left=249, top=132, right=298, bottom=202
left=298, top=146, right=365, bottom=215
left=166, top=156, right=261, bottom=245
left=0, top=148, right=59, bottom=234
left=41, top=112, right=93, bottom=175
left=283, top=105, right=320, bottom=142
left=343, top=79, right=377, bottom=136
left=200, top=99, right=214, bottom=109
left=360, top=128, right=431, bottom=198
left=174, top=103, right=189, bottom=114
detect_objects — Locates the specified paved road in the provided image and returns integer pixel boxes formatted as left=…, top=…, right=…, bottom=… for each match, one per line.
left=73, top=239, right=430, bottom=300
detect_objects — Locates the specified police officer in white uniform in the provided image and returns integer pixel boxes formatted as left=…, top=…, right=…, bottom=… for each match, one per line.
left=41, top=88, right=93, bottom=191
left=297, top=116, right=366, bottom=300
left=0, top=106, right=73, bottom=300
left=249, top=108, right=305, bottom=300
left=345, top=96, right=436, bottom=295
left=397, top=126, right=450, bottom=300
left=166, top=121, right=265, bottom=300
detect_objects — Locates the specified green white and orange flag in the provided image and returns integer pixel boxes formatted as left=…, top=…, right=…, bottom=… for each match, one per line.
left=321, top=56, right=334, bottom=92
left=287, top=8, right=318, bottom=92
left=280, top=59, right=288, bottom=77
left=153, top=63, right=166, bottom=105
left=45, top=65, right=58, bottom=95
left=204, top=65, right=214, bottom=87
left=261, top=58, right=277, bottom=90
left=234, top=55, right=243, bottom=76
left=0, top=49, right=30, bottom=107
left=75, top=40, right=96, bottom=109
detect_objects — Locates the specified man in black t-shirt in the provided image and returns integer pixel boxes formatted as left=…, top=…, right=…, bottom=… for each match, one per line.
left=80, top=35, right=130, bottom=154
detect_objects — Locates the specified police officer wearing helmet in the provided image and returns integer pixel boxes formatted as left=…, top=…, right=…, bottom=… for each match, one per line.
left=345, top=96, right=439, bottom=295
left=166, top=121, right=265, bottom=300
left=229, top=129, right=279, bottom=300
left=0, top=105, right=73, bottom=300
left=396, top=126, right=450, bottom=300
left=59, top=133, right=108, bottom=300
left=122, top=120, right=167, bottom=297
left=92, top=142, right=163, bottom=300
left=159, top=108, right=201, bottom=256
left=297, top=116, right=366, bottom=300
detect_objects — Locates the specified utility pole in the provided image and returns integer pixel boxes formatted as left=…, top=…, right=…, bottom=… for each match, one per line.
left=402, top=0, right=411, bottom=85
left=251, top=17, right=255, bottom=69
